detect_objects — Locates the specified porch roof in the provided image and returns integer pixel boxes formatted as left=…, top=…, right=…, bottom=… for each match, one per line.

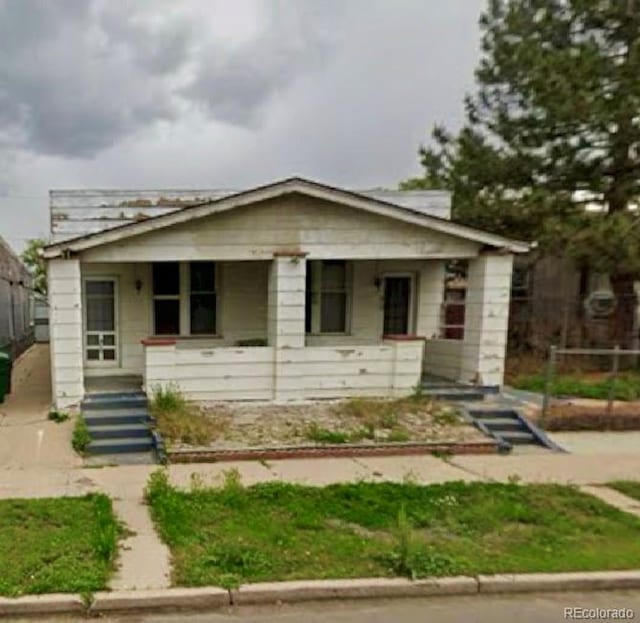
left=42, top=177, right=531, bottom=259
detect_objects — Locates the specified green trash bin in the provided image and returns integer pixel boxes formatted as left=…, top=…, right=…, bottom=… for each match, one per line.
left=0, top=351, right=10, bottom=404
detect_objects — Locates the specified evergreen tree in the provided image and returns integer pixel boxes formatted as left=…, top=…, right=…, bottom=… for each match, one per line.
left=403, top=0, right=640, bottom=346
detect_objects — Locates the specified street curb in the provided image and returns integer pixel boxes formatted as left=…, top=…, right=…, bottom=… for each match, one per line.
left=478, top=570, right=640, bottom=594
left=0, top=593, right=84, bottom=616
left=4, top=571, right=640, bottom=616
left=90, top=587, right=229, bottom=613
left=231, top=577, right=478, bottom=605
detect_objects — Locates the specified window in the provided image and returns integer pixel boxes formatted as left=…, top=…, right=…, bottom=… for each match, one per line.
left=152, top=262, right=218, bottom=336
left=440, top=260, right=467, bottom=340
left=305, top=260, right=348, bottom=334
left=190, top=262, right=216, bottom=334
left=153, top=262, right=180, bottom=335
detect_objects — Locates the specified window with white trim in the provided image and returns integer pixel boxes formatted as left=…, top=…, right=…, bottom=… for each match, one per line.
left=305, top=260, right=349, bottom=334
left=152, top=261, right=217, bottom=335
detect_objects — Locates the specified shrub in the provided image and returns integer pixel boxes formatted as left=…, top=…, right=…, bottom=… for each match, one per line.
left=152, top=383, right=187, bottom=413
left=72, top=418, right=91, bottom=455
left=48, top=410, right=69, bottom=423
left=305, top=424, right=350, bottom=444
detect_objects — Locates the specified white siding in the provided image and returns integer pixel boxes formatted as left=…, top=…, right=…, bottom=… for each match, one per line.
left=79, top=196, right=479, bottom=263
left=424, top=339, right=463, bottom=380
left=460, top=254, right=513, bottom=386
left=49, top=258, right=84, bottom=407
left=144, top=340, right=423, bottom=402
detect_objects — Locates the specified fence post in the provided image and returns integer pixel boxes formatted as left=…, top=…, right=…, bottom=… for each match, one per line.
left=607, top=344, right=620, bottom=417
left=542, top=344, right=557, bottom=423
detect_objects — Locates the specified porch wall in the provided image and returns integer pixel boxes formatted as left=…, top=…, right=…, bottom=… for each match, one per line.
left=48, top=258, right=84, bottom=407
left=423, top=339, right=463, bottom=380
left=144, top=340, right=423, bottom=402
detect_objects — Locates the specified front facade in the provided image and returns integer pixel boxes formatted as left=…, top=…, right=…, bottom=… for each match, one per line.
left=44, top=178, right=527, bottom=408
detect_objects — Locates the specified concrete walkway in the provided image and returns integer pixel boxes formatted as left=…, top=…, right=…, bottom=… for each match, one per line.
left=580, top=485, right=640, bottom=518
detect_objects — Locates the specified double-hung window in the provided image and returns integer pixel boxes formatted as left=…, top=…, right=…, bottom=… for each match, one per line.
left=152, top=261, right=217, bottom=335
left=153, top=262, right=180, bottom=335
left=305, top=260, right=349, bottom=334
left=190, top=262, right=216, bottom=334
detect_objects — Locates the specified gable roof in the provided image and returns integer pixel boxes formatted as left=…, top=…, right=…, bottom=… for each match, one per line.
left=42, top=177, right=530, bottom=258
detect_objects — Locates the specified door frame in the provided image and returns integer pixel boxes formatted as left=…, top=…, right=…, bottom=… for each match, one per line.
left=381, top=272, right=417, bottom=335
left=82, top=276, right=120, bottom=368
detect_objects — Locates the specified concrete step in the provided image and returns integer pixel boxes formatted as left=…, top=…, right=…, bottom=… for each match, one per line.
left=87, top=423, right=152, bottom=440
left=82, top=392, right=147, bottom=411
left=496, top=430, right=538, bottom=445
left=88, top=437, right=154, bottom=455
left=424, top=389, right=486, bottom=402
left=468, top=409, right=520, bottom=419
left=480, top=418, right=524, bottom=432
left=84, top=408, right=151, bottom=426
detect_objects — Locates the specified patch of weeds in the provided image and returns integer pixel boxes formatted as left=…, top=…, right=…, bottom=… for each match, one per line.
left=305, top=423, right=350, bottom=444
left=432, top=407, right=461, bottom=426
left=151, top=384, right=227, bottom=445
left=386, top=504, right=459, bottom=579
left=92, top=495, right=120, bottom=564
left=48, top=409, right=69, bottom=423
left=387, top=428, right=411, bottom=442
left=72, top=417, right=91, bottom=455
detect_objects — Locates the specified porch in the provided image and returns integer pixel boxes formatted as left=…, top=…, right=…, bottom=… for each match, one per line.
left=49, top=253, right=512, bottom=407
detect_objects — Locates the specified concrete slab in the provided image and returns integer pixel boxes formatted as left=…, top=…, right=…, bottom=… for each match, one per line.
left=580, top=485, right=640, bottom=518
left=550, top=431, right=640, bottom=455
left=91, top=587, right=228, bottom=612
left=0, top=345, right=80, bottom=471
left=353, top=455, right=480, bottom=483
left=447, top=453, right=640, bottom=485
left=110, top=498, right=171, bottom=590
left=265, top=457, right=369, bottom=485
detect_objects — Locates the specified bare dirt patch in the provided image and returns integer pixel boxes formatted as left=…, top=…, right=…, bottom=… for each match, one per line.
left=164, top=397, right=485, bottom=450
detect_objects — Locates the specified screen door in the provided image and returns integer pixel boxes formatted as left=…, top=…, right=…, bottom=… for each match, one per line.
left=84, top=279, right=118, bottom=365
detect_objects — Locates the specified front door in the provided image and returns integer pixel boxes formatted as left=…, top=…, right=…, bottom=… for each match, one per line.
left=383, top=276, right=413, bottom=335
left=84, top=278, right=118, bottom=365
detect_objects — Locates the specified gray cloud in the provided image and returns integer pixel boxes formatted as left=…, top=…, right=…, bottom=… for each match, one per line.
left=183, top=1, right=343, bottom=126
left=0, top=0, right=345, bottom=157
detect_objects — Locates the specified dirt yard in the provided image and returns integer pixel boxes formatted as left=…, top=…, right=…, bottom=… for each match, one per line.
left=158, top=396, right=486, bottom=449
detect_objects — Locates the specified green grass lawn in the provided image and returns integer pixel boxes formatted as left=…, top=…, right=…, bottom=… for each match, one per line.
left=513, top=373, right=640, bottom=401
left=609, top=481, right=640, bottom=502
left=0, top=494, right=121, bottom=597
left=145, top=471, right=640, bottom=587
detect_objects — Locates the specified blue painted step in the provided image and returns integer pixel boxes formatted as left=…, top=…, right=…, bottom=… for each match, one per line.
left=88, top=423, right=151, bottom=439
left=82, top=392, right=148, bottom=411
left=84, top=408, right=151, bottom=426
left=88, top=437, right=154, bottom=455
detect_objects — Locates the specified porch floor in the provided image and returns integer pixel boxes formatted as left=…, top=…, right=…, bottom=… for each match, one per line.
left=84, top=375, right=143, bottom=394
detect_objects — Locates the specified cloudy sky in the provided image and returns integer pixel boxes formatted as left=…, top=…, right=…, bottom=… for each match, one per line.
left=0, top=0, right=484, bottom=251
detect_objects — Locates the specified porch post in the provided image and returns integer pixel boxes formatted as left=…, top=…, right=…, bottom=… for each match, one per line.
left=268, top=253, right=306, bottom=400
left=48, top=258, right=84, bottom=408
left=460, top=253, right=513, bottom=387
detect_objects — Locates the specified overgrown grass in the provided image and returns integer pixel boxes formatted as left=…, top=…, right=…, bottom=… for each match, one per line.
left=609, top=481, right=640, bottom=502
left=513, top=373, right=640, bottom=401
left=71, top=417, right=91, bottom=455
left=151, top=384, right=228, bottom=446
left=0, top=494, right=121, bottom=596
left=145, top=470, right=640, bottom=587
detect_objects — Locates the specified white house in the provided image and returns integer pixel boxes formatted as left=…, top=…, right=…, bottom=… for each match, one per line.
left=43, top=178, right=529, bottom=409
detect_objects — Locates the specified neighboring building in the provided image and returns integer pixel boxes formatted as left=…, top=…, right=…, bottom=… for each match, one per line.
left=0, top=236, right=34, bottom=358
left=43, top=177, right=528, bottom=408
left=507, top=254, right=639, bottom=351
